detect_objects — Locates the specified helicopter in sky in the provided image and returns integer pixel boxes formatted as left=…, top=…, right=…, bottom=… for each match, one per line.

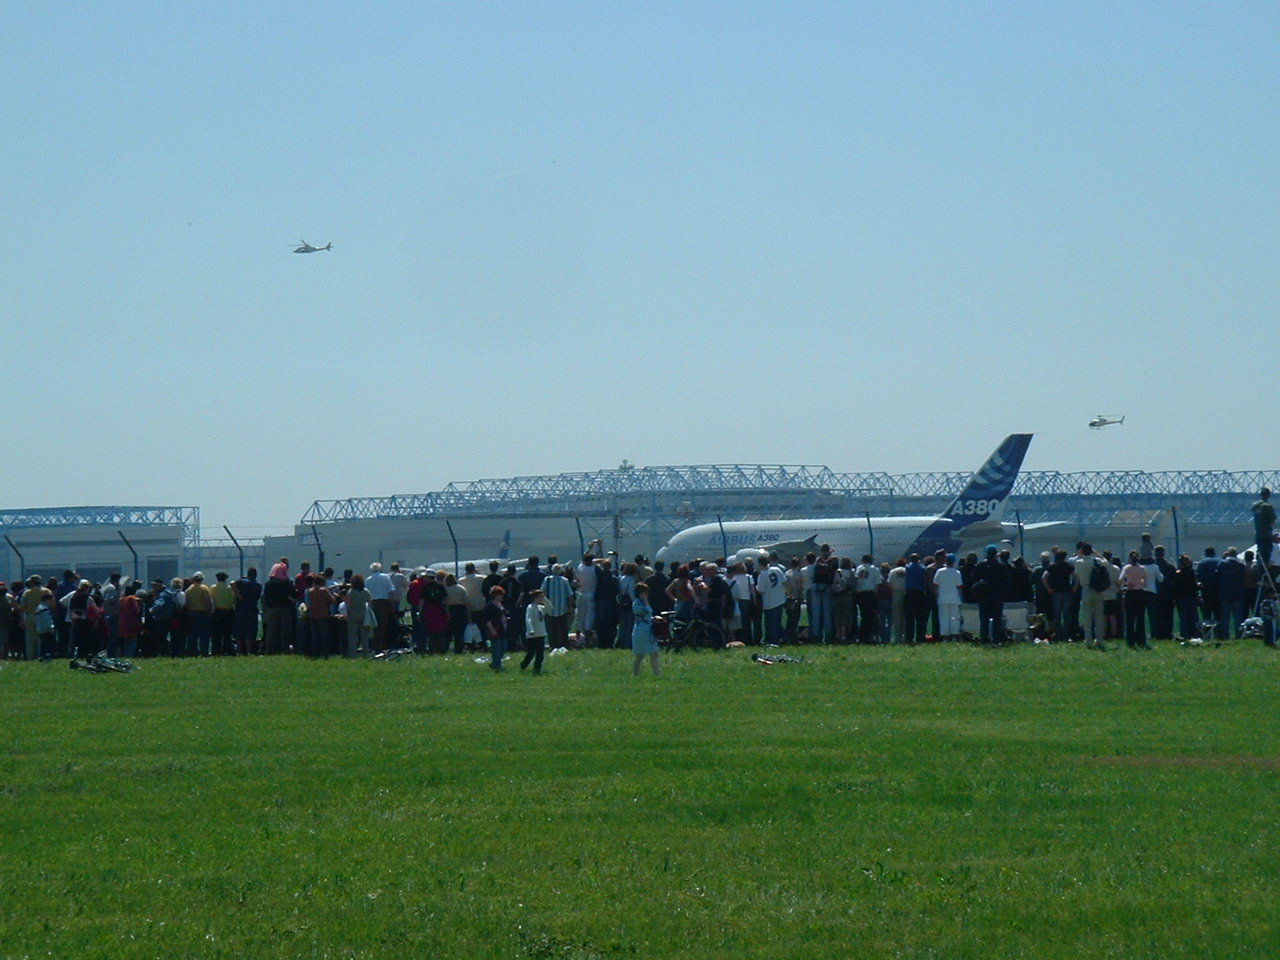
left=293, top=240, right=332, bottom=253
left=1089, top=414, right=1125, bottom=430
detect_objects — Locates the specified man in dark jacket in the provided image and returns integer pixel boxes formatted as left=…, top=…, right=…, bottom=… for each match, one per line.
left=645, top=561, right=672, bottom=616
left=594, top=559, right=619, bottom=648
left=262, top=567, right=297, bottom=655
left=1254, top=488, right=1276, bottom=568
left=970, top=545, right=1009, bottom=644
left=1043, top=549, right=1075, bottom=641
left=232, top=568, right=263, bottom=655
left=1196, top=548, right=1222, bottom=634
left=1217, top=547, right=1247, bottom=638
left=1151, top=546, right=1177, bottom=640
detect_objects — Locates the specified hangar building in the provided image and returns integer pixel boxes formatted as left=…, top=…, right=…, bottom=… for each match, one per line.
left=269, top=463, right=1280, bottom=573
left=3, top=464, right=1276, bottom=585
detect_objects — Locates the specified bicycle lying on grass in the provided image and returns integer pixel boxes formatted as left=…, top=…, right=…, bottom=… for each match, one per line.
left=370, top=647, right=415, bottom=661
left=752, top=648, right=805, bottom=664
left=70, top=651, right=136, bottom=673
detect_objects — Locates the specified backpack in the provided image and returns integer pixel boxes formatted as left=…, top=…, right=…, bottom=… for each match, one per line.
left=1088, top=560, right=1110, bottom=593
left=812, top=558, right=835, bottom=586
left=151, top=589, right=176, bottom=621
left=35, top=603, right=54, bottom=634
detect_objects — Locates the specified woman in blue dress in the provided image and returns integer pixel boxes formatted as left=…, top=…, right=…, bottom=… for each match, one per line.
left=631, top=583, right=660, bottom=676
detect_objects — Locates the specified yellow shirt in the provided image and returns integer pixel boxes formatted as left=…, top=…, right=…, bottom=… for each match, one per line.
left=211, top=582, right=235, bottom=611
left=185, top=582, right=213, bottom=613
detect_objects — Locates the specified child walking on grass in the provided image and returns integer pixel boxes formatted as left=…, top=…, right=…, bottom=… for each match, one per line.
left=522, top=589, right=548, bottom=674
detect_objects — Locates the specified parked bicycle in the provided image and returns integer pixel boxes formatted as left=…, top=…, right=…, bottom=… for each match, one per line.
left=656, top=615, right=723, bottom=652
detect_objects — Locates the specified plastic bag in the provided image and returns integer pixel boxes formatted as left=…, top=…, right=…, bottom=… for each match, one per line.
left=463, top=622, right=483, bottom=648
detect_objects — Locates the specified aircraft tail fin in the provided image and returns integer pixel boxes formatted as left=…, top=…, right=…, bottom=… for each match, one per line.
left=939, top=434, right=1032, bottom=530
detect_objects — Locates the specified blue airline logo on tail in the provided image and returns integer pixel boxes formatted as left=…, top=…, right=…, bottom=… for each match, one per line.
left=906, top=434, right=1032, bottom=556
left=942, top=434, right=1032, bottom=527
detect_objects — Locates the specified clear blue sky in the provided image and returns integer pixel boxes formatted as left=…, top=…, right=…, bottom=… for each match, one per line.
left=4, top=2, right=1275, bottom=535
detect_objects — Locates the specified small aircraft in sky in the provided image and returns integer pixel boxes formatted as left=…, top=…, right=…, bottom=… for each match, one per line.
left=293, top=240, right=332, bottom=253
left=1088, top=415, right=1125, bottom=430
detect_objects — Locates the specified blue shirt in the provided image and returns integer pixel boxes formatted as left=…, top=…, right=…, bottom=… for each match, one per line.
left=518, top=566, right=545, bottom=595
left=904, top=561, right=928, bottom=591
left=1217, top=557, right=1246, bottom=601
left=1196, top=557, right=1221, bottom=592
left=234, top=577, right=262, bottom=611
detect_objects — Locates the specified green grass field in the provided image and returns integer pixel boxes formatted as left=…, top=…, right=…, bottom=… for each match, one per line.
left=3, top=643, right=1278, bottom=959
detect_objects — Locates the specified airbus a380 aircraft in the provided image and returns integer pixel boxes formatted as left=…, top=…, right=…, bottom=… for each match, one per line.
left=655, top=434, right=1035, bottom=565
left=426, top=530, right=523, bottom=577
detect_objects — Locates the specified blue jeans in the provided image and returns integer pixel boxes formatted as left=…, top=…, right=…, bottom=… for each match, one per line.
left=188, top=610, right=212, bottom=656
left=490, top=631, right=507, bottom=669
left=809, top=585, right=832, bottom=640
left=1176, top=598, right=1200, bottom=638
left=233, top=607, right=259, bottom=653
left=737, top=600, right=757, bottom=644
left=1124, top=592, right=1147, bottom=647
left=784, top=599, right=800, bottom=641
left=904, top=589, right=929, bottom=643
left=1052, top=592, right=1074, bottom=641
left=308, top=618, right=331, bottom=658
left=104, top=616, right=120, bottom=658
left=978, top=601, right=1003, bottom=644
left=1223, top=598, right=1247, bottom=638
left=763, top=605, right=783, bottom=644
left=855, top=592, right=878, bottom=643
left=618, top=604, right=635, bottom=650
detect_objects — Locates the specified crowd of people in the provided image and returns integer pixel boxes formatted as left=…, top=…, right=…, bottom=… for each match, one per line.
left=3, top=490, right=1276, bottom=662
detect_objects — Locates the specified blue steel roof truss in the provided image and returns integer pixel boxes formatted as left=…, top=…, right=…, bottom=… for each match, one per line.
left=300, top=467, right=1280, bottom=530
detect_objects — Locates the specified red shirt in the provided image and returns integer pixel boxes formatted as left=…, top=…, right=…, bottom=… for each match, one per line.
left=118, top=595, right=142, bottom=637
left=307, top=586, right=334, bottom=620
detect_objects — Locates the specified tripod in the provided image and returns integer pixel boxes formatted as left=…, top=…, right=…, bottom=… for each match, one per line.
left=1252, top=544, right=1278, bottom=647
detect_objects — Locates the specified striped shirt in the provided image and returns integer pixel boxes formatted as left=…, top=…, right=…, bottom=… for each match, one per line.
left=542, top=574, right=574, bottom=617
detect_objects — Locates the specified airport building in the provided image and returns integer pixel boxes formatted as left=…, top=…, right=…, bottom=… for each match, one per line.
left=0, top=506, right=256, bottom=587
left=3, top=464, right=1276, bottom=585
left=274, top=465, right=1280, bottom=571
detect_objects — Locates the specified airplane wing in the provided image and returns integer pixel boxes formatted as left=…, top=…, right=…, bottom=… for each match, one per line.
left=955, top=519, right=1067, bottom=555
left=953, top=520, right=1006, bottom=546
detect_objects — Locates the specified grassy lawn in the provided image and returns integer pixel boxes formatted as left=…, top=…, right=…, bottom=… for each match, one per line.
left=2, top=643, right=1278, bottom=958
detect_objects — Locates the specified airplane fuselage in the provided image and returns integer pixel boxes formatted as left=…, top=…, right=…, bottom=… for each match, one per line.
left=424, top=557, right=530, bottom=580
left=655, top=434, right=1033, bottom=566
left=656, top=516, right=957, bottom=565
